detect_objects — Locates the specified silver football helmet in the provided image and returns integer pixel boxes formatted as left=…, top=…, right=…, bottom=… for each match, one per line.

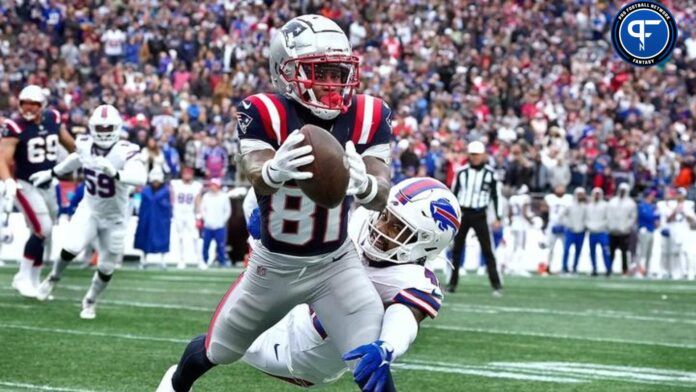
left=269, top=15, right=359, bottom=120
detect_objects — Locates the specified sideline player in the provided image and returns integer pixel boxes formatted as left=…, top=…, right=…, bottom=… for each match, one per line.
left=31, top=104, right=146, bottom=318
left=541, top=185, right=572, bottom=274
left=505, top=185, right=532, bottom=276
left=157, top=15, right=393, bottom=392
left=0, top=85, right=75, bottom=297
left=169, top=167, right=202, bottom=269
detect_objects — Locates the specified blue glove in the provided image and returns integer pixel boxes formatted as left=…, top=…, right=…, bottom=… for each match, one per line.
left=660, top=228, right=670, bottom=238
left=342, top=340, right=395, bottom=392
left=247, top=208, right=261, bottom=239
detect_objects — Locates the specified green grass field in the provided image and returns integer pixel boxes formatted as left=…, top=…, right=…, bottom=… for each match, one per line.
left=1, top=264, right=695, bottom=392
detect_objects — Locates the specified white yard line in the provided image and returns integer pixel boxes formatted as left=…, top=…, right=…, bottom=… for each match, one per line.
left=424, top=324, right=696, bottom=349
left=0, top=323, right=188, bottom=344
left=0, top=381, right=101, bottom=392
left=595, top=282, right=696, bottom=292
left=446, top=303, right=696, bottom=325
left=394, top=362, right=583, bottom=383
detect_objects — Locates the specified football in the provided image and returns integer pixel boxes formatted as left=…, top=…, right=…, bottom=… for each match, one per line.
left=296, top=124, right=350, bottom=209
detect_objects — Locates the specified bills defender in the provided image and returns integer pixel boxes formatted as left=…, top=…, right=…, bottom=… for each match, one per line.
left=159, top=178, right=460, bottom=391
left=169, top=167, right=203, bottom=269
left=541, top=185, right=572, bottom=274
left=30, top=105, right=146, bottom=318
left=0, top=85, right=75, bottom=297
left=505, top=184, right=532, bottom=275
left=158, top=15, right=393, bottom=392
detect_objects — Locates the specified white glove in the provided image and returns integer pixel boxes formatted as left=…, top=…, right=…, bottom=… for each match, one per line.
left=262, top=130, right=314, bottom=187
left=345, top=141, right=369, bottom=196
left=92, top=157, right=118, bottom=177
left=29, top=169, right=55, bottom=187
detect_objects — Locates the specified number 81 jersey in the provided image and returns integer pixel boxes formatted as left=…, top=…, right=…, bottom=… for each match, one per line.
left=2, top=110, right=62, bottom=181
left=238, top=93, right=392, bottom=257
left=75, top=135, right=141, bottom=218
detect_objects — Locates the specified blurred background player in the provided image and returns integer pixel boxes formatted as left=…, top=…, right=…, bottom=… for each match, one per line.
left=586, top=188, right=611, bottom=276
left=607, top=183, right=637, bottom=275
left=134, top=167, right=172, bottom=269
left=170, top=166, right=202, bottom=269
left=659, top=188, right=696, bottom=280
left=636, top=190, right=660, bottom=278
left=199, top=178, right=230, bottom=268
left=505, top=184, right=532, bottom=276
left=33, top=104, right=146, bottom=318
left=542, top=185, right=572, bottom=274
left=562, top=187, right=587, bottom=274
left=0, top=85, right=75, bottom=297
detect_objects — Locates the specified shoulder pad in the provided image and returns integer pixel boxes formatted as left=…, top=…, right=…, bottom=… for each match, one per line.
left=237, top=93, right=288, bottom=145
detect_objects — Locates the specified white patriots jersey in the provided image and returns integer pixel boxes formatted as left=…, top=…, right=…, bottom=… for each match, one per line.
left=170, top=179, right=202, bottom=217
left=545, top=193, right=572, bottom=225
left=75, top=135, right=141, bottom=218
left=508, top=194, right=531, bottom=229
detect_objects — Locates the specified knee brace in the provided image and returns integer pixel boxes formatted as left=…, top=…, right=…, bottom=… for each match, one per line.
left=24, top=235, right=45, bottom=266
left=61, top=249, right=78, bottom=262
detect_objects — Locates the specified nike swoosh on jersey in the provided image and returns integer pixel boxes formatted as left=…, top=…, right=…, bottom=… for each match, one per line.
left=273, top=343, right=280, bottom=361
left=331, top=251, right=349, bottom=262
left=242, top=100, right=251, bottom=110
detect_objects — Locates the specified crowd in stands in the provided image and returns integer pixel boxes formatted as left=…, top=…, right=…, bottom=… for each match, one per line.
left=1, top=0, right=695, bottom=205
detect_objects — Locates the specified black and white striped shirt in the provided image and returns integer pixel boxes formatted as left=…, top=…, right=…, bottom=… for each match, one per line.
left=451, top=164, right=503, bottom=219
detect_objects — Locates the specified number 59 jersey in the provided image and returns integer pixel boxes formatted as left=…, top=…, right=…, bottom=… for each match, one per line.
left=75, top=135, right=142, bottom=218
left=2, top=110, right=62, bottom=181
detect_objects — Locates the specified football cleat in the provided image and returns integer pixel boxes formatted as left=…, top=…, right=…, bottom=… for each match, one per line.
left=12, top=274, right=38, bottom=298
left=36, top=277, right=57, bottom=301
left=156, top=365, right=179, bottom=392
left=80, top=298, right=97, bottom=320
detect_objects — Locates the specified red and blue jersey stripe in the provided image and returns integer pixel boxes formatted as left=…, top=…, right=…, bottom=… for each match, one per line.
left=393, top=288, right=442, bottom=318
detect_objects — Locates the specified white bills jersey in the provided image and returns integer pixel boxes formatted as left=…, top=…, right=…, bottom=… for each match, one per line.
left=242, top=252, right=443, bottom=387
left=170, top=179, right=202, bottom=217
left=75, top=135, right=141, bottom=218
left=508, top=193, right=531, bottom=230
left=545, top=193, right=573, bottom=225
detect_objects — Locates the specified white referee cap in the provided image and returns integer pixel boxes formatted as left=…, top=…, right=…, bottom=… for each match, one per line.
left=468, top=141, right=485, bottom=154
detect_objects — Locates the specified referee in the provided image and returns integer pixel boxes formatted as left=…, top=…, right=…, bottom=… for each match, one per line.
left=448, top=141, right=503, bottom=296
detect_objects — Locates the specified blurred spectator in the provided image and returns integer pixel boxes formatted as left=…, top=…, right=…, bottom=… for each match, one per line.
left=202, top=136, right=229, bottom=179
left=607, top=183, right=637, bottom=275
left=134, top=168, right=172, bottom=269
left=562, top=188, right=587, bottom=274
left=636, top=190, right=660, bottom=277
left=586, top=188, right=612, bottom=276
left=200, top=178, right=231, bottom=268
left=140, top=136, right=169, bottom=176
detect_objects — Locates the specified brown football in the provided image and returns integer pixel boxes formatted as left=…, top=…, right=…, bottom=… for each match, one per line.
left=296, top=124, right=350, bottom=209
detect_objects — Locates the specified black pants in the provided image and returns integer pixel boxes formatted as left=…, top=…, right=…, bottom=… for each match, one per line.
left=610, top=233, right=631, bottom=273
left=449, top=210, right=502, bottom=290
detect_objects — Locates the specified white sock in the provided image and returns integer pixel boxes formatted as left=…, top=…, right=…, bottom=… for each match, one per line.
left=30, top=266, right=42, bottom=287
left=85, top=272, right=110, bottom=303
left=18, top=258, right=33, bottom=279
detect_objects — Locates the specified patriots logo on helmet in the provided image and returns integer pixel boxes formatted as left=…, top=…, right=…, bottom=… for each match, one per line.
left=281, top=21, right=307, bottom=49
left=236, top=112, right=253, bottom=134
left=430, top=198, right=460, bottom=232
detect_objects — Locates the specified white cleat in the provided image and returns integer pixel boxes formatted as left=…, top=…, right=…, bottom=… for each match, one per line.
left=36, top=277, right=57, bottom=301
left=12, top=275, right=38, bottom=298
left=80, top=299, right=97, bottom=320
left=156, top=365, right=179, bottom=392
